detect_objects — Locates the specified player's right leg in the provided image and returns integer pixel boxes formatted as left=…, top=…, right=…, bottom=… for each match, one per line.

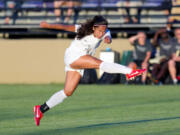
left=128, top=62, right=137, bottom=69
left=64, top=2, right=74, bottom=23
left=168, top=59, right=177, bottom=84
left=70, top=55, right=146, bottom=80
left=33, top=71, right=81, bottom=126
left=54, top=1, right=64, bottom=22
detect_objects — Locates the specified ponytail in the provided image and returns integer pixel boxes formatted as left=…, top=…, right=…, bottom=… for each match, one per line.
left=76, top=15, right=108, bottom=40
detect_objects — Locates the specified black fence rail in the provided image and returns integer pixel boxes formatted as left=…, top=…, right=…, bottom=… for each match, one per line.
left=0, top=0, right=180, bottom=37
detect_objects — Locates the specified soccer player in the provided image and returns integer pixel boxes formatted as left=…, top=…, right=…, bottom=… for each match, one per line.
left=168, top=28, right=180, bottom=84
left=34, top=15, right=146, bottom=126
left=128, top=32, right=152, bottom=84
left=151, top=29, right=173, bottom=84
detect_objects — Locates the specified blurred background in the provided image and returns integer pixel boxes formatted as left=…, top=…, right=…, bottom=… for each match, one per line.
left=1, top=1, right=180, bottom=135
left=0, top=0, right=180, bottom=85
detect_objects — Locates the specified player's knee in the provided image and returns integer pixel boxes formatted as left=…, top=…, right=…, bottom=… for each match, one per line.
left=128, top=62, right=136, bottom=69
left=141, top=64, right=148, bottom=69
left=54, top=2, right=60, bottom=7
left=143, top=64, right=148, bottom=68
left=54, top=3, right=58, bottom=7
left=64, top=89, right=74, bottom=96
left=168, top=60, right=174, bottom=66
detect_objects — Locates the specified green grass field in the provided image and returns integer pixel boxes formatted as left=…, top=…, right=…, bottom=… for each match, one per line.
left=0, top=84, right=180, bottom=135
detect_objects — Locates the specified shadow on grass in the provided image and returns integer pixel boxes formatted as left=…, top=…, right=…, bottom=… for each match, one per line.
left=27, top=116, right=180, bottom=135
left=143, top=127, right=180, bottom=135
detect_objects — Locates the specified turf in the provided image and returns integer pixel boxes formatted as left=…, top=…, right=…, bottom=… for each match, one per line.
left=0, top=84, right=180, bottom=135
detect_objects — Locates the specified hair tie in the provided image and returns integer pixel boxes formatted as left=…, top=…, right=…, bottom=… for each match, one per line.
left=94, top=24, right=107, bottom=26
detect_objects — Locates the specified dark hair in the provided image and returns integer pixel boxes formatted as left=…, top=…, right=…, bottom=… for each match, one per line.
left=76, top=15, right=108, bottom=40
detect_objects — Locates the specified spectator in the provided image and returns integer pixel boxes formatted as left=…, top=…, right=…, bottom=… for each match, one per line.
left=123, top=0, right=143, bottom=24
left=167, top=0, right=180, bottom=30
left=128, top=32, right=152, bottom=84
left=54, top=0, right=81, bottom=23
left=168, top=28, right=180, bottom=84
left=151, top=29, right=173, bottom=84
left=5, top=0, right=15, bottom=24
left=4, top=0, right=22, bottom=25
left=143, top=0, right=171, bottom=24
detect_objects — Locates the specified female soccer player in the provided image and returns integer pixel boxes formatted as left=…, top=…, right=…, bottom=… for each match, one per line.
left=34, top=15, right=145, bottom=126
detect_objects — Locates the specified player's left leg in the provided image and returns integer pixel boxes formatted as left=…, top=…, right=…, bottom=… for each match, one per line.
left=34, top=71, right=81, bottom=126
left=64, top=1, right=74, bottom=23
left=156, top=61, right=168, bottom=81
left=141, top=62, right=148, bottom=84
left=45, top=71, right=81, bottom=109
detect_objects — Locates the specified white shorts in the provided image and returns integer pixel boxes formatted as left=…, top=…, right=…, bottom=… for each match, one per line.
left=64, top=48, right=85, bottom=76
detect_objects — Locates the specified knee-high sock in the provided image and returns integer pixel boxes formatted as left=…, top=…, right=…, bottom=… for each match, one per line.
left=100, top=62, right=132, bottom=74
left=46, top=90, right=67, bottom=109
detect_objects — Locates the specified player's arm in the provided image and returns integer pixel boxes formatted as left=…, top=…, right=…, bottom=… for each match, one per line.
left=152, top=31, right=160, bottom=46
left=152, top=29, right=166, bottom=46
left=40, top=21, right=76, bottom=32
left=128, top=34, right=139, bottom=45
left=142, top=51, right=151, bottom=68
left=172, top=52, right=180, bottom=61
left=144, top=51, right=151, bottom=63
left=172, top=0, right=177, bottom=5
left=103, top=29, right=112, bottom=44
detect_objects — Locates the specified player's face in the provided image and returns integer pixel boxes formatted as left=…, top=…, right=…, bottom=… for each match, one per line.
left=175, top=29, right=180, bottom=39
left=138, top=32, right=146, bottom=39
left=160, top=32, right=168, bottom=39
left=93, top=25, right=107, bottom=39
left=138, top=32, right=146, bottom=45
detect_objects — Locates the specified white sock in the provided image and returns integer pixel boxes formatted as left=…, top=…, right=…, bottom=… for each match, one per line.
left=46, top=90, right=67, bottom=108
left=100, top=62, right=132, bottom=74
left=173, top=79, right=178, bottom=84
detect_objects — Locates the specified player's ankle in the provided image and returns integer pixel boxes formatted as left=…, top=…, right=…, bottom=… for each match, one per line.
left=40, top=103, right=50, bottom=113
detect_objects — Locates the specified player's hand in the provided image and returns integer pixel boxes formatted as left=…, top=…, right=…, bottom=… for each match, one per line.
left=137, top=32, right=145, bottom=38
left=40, top=21, right=49, bottom=28
left=157, top=29, right=166, bottom=34
left=104, top=36, right=111, bottom=44
left=129, top=77, right=135, bottom=80
left=141, top=62, right=147, bottom=68
left=173, top=56, right=180, bottom=61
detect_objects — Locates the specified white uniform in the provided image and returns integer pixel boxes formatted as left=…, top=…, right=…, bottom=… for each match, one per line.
left=64, top=24, right=111, bottom=76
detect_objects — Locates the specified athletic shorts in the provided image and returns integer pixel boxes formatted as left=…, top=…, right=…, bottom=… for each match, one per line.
left=176, top=62, right=180, bottom=73
left=64, top=48, right=84, bottom=76
left=133, top=60, right=143, bottom=68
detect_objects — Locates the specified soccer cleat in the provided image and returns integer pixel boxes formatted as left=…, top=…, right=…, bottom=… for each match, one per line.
left=33, top=105, right=43, bottom=126
left=126, top=69, right=146, bottom=80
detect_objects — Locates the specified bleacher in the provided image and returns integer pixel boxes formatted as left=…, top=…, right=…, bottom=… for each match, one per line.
left=0, top=0, right=179, bottom=37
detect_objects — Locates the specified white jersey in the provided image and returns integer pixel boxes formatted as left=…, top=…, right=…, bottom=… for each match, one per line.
left=64, top=24, right=111, bottom=76
left=68, top=25, right=111, bottom=55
